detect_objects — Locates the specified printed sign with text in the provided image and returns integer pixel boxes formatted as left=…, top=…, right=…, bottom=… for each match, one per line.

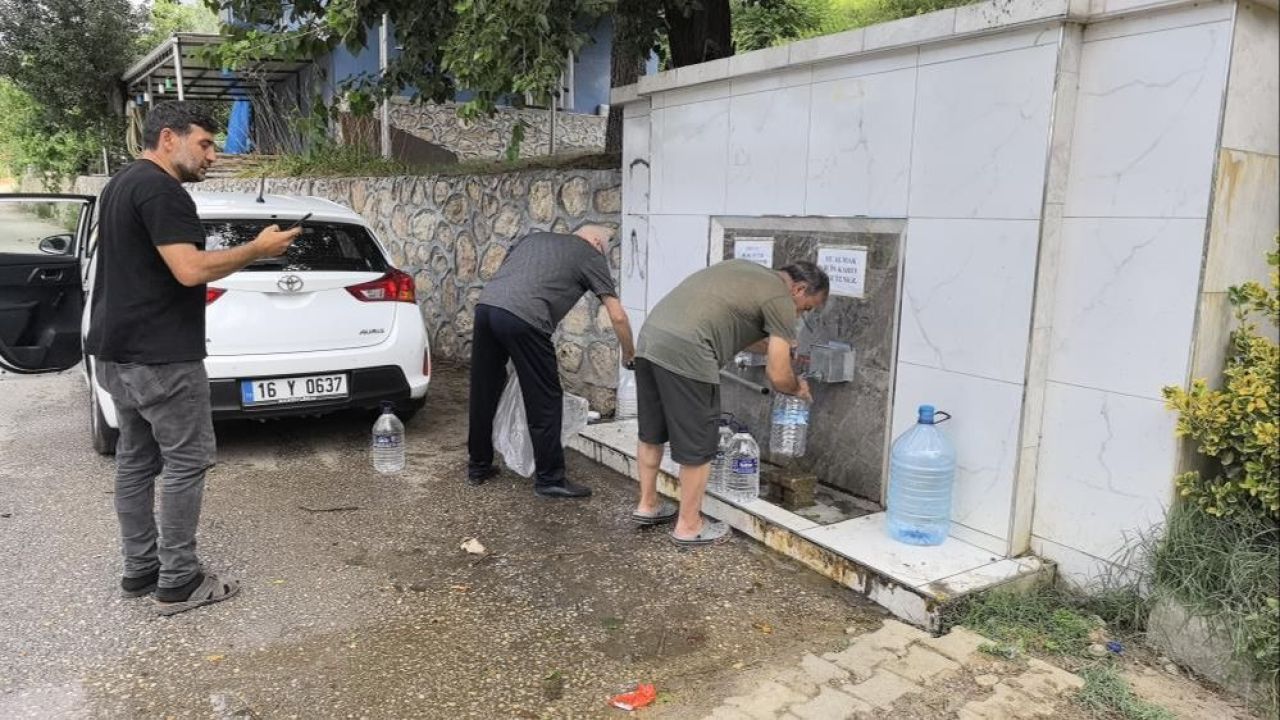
left=817, top=246, right=868, bottom=298
left=733, top=237, right=774, bottom=267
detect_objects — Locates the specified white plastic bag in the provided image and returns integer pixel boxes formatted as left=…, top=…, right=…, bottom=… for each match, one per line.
left=492, top=369, right=590, bottom=478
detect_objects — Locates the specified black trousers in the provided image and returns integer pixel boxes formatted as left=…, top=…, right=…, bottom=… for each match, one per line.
left=467, top=304, right=567, bottom=487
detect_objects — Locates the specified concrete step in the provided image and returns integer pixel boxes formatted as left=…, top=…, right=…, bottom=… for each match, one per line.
left=569, top=420, right=1054, bottom=630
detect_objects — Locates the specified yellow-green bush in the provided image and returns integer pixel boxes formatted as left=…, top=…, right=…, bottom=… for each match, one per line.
left=1164, top=242, right=1279, bottom=520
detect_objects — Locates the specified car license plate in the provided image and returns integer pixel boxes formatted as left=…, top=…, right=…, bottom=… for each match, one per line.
left=241, top=374, right=347, bottom=407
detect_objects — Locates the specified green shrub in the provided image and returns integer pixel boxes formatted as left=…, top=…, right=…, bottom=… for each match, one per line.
left=1163, top=244, right=1279, bottom=520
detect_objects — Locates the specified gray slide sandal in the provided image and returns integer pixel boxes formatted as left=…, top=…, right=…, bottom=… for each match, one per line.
left=670, top=520, right=731, bottom=547
left=631, top=499, right=679, bottom=525
left=154, top=574, right=241, bottom=616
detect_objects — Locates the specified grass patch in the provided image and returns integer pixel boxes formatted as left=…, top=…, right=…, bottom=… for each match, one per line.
left=1077, top=665, right=1177, bottom=720
left=240, top=143, right=620, bottom=179
left=949, top=585, right=1102, bottom=659
left=1151, top=502, right=1279, bottom=708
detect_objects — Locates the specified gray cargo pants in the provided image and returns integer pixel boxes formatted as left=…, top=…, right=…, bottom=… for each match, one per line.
left=96, top=360, right=216, bottom=590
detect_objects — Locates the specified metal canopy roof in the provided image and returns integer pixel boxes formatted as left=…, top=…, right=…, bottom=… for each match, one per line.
left=122, top=33, right=312, bottom=104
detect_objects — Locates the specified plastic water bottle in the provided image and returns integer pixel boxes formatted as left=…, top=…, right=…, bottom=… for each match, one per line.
left=770, top=394, right=809, bottom=458
left=724, top=425, right=760, bottom=504
left=709, top=419, right=735, bottom=495
left=886, top=405, right=956, bottom=546
left=372, top=401, right=405, bottom=474
left=616, top=366, right=638, bottom=419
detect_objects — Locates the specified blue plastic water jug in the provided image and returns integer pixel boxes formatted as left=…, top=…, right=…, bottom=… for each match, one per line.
left=885, top=405, right=956, bottom=546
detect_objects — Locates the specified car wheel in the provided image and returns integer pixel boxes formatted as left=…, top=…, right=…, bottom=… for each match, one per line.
left=89, top=370, right=119, bottom=456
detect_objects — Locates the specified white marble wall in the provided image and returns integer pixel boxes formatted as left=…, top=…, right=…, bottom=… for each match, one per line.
left=619, top=0, right=1257, bottom=572
left=1032, top=2, right=1235, bottom=585
left=629, top=24, right=1062, bottom=554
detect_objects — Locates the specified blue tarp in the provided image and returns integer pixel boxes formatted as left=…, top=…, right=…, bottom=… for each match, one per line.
left=224, top=99, right=252, bottom=154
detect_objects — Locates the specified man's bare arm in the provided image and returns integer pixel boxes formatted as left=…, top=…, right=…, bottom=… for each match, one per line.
left=157, top=225, right=300, bottom=287
left=601, top=296, right=636, bottom=366
left=764, top=335, right=811, bottom=401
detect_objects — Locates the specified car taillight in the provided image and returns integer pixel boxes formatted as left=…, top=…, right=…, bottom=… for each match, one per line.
left=424, top=349, right=432, bottom=378
left=206, top=287, right=226, bottom=305
left=346, top=269, right=415, bottom=303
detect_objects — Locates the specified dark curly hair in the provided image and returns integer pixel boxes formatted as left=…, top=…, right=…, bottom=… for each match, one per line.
left=142, top=101, right=219, bottom=150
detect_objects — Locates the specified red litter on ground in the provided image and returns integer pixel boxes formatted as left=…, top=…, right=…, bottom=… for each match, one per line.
left=609, top=683, right=657, bottom=711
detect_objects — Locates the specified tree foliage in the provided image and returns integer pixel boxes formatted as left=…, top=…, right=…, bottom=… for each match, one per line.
left=1164, top=244, right=1280, bottom=520
left=0, top=0, right=143, bottom=179
left=138, top=0, right=222, bottom=56
left=732, top=0, right=832, bottom=53
left=0, top=0, right=142, bottom=132
left=205, top=0, right=612, bottom=120
left=0, top=80, right=102, bottom=181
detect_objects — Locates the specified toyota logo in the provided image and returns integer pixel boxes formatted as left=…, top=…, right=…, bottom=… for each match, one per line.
left=277, top=274, right=304, bottom=293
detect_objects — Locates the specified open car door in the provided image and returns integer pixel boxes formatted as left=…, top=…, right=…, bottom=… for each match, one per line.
left=0, top=194, right=94, bottom=374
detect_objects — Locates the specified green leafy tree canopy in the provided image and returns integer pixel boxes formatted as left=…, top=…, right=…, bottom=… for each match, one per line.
left=0, top=0, right=143, bottom=130
left=205, top=0, right=612, bottom=120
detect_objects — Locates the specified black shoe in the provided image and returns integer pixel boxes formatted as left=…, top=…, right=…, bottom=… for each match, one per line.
left=467, top=465, right=500, bottom=486
left=534, top=481, right=592, bottom=499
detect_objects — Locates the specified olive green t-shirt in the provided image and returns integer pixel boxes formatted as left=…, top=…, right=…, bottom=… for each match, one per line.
left=637, top=260, right=797, bottom=384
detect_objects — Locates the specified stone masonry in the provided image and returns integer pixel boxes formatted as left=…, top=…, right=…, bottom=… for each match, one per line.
left=68, top=169, right=625, bottom=415
left=698, top=620, right=1085, bottom=720
left=387, top=99, right=607, bottom=161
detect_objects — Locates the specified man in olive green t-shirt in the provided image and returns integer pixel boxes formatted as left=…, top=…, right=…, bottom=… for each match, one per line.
left=630, top=260, right=829, bottom=546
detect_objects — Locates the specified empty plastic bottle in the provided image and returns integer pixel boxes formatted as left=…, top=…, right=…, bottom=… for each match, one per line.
left=372, top=401, right=405, bottom=474
left=885, top=404, right=956, bottom=546
left=709, top=418, right=736, bottom=495
left=616, top=366, right=638, bottom=419
left=770, top=394, right=810, bottom=458
left=724, top=425, right=761, bottom=504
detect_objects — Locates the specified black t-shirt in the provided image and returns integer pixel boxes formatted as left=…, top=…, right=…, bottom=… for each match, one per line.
left=85, top=159, right=207, bottom=364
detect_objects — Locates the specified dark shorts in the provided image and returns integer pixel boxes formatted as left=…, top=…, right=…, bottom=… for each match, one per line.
left=635, top=357, right=720, bottom=466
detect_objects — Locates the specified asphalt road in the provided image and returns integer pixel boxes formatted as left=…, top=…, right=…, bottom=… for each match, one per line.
left=0, top=364, right=878, bottom=719
left=0, top=201, right=80, bottom=256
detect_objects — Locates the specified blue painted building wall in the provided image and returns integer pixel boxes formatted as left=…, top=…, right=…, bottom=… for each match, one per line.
left=321, top=18, right=614, bottom=115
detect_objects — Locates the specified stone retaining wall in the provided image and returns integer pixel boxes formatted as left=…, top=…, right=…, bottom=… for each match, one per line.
left=388, top=100, right=606, bottom=160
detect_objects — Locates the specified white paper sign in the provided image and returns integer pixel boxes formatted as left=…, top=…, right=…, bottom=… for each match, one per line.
left=817, top=246, right=868, bottom=298
left=733, top=237, right=774, bottom=267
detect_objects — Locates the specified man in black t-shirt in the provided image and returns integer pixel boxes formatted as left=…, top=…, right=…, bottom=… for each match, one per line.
left=86, top=102, right=299, bottom=616
left=467, top=225, right=635, bottom=498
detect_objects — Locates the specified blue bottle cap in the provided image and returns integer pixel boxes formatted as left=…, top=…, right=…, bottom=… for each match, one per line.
left=917, top=405, right=936, bottom=424
left=381, top=400, right=395, bottom=413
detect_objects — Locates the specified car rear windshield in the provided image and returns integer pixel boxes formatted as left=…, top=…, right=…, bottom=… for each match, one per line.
left=203, top=220, right=389, bottom=273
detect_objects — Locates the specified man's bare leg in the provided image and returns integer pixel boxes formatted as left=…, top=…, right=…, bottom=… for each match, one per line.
left=636, top=440, right=665, bottom=514
left=672, top=462, right=712, bottom=539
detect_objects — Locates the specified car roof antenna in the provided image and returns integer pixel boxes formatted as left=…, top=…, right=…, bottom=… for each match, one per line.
left=255, top=174, right=266, bottom=204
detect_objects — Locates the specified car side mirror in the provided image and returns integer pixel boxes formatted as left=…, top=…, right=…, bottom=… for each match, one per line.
left=38, top=234, right=73, bottom=255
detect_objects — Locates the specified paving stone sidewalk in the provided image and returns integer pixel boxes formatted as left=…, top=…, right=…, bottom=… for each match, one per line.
left=698, top=620, right=1085, bottom=720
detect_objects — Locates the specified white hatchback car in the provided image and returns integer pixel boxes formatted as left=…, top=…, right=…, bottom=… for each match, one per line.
left=0, top=191, right=431, bottom=455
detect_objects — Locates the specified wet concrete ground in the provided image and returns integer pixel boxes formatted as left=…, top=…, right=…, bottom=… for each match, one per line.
left=0, top=365, right=881, bottom=719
